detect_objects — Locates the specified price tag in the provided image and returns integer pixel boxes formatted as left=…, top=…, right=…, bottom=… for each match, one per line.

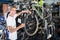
left=18, top=18, right=21, bottom=23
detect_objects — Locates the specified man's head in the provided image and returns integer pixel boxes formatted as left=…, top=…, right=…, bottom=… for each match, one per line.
left=2, top=3, right=8, bottom=14
left=10, top=6, right=16, bottom=16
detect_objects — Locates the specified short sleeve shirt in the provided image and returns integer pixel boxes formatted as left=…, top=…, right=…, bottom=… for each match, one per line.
left=6, top=14, right=17, bottom=40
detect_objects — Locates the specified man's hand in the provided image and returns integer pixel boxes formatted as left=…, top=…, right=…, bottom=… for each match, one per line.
left=22, top=10, right=31, bottom=14
left=20, top=23, right=25, bottom=28
left=26, top=10, right=31, bottom=14
left=8, top=23, right=25, bottom=33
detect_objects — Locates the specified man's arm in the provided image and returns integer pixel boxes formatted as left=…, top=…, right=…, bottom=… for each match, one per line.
left=8, top=23, right=25, bottom=33
left=17, top=10, right=31, bottom=17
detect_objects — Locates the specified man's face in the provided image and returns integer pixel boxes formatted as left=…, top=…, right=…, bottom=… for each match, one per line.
left=10, top=8, right=16, bottom=15
left=2, top=4, right=8, bottom=14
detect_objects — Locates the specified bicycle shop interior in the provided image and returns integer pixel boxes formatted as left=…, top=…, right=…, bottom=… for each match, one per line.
left=0, top=0, right=60, bottom=40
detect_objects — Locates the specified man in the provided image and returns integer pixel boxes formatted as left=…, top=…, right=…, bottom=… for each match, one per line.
left=6, top=6, right=31, bottom=40
left=2, top=3, right=8, bottom=20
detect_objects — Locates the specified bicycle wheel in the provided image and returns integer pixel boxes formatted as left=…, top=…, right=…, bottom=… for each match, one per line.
left=24, top=14, right=39, bottom=36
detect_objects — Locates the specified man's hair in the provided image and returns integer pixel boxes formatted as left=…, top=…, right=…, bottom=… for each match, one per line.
left=10, top=5, right=16, bottom=10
